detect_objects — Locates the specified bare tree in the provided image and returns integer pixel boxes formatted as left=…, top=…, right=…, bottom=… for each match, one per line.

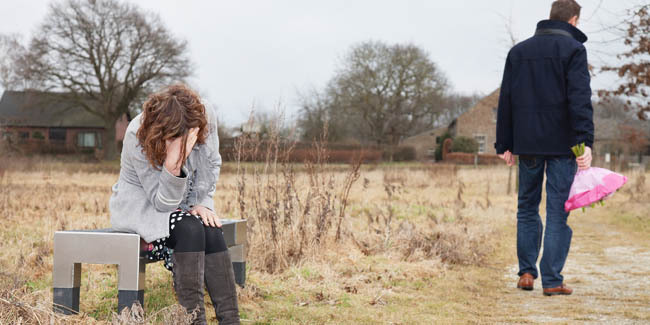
left=297, top=88, right=333, bottom=142
left=0, top=34, right=25, bottom=90
left=497, top=10, right=519, bottom=49
left=599, top=4, right=650, bottom=120
left=216, top=116, right=233, bottom=141
left=620, top=124, right=649, bottom=156
left=241, top=108, right=296, bottom=140
left=594, top=97, right=634, bottom=120
left=17, top=0, right=192, bottom=159
left=296, top=88, right=355, bottom=142
left=328, top=41, right=449, bottom=159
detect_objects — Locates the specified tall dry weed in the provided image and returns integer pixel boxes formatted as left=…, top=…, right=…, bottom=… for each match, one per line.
left=234, top=118, right=361, bottom=273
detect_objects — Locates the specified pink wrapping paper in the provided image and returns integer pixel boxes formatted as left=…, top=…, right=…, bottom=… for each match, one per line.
left=564, top=167, right=627, bottom=212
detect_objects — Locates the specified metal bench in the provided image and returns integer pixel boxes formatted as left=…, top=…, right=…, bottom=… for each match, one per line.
left=52, top=219, right=247, bottom=315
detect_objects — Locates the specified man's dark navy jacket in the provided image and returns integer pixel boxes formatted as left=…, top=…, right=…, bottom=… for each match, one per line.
left=495, top=20, right=594, bottom=156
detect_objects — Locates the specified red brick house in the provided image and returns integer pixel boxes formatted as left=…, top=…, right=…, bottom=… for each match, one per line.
left=401, top=126, right=448, bottom=160
left=442, top=89, right=649, bottom=166
left=0, top=90, right=128, bottom=154
left=399, top=89, right=500, bottom=162
left=448, top=89, right=500, bottom=155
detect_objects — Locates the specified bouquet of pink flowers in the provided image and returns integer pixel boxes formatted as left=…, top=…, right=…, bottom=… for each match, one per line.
left=564, top=143, right=628, bottom=212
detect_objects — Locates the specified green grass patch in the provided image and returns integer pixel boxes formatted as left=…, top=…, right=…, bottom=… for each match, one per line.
left=25, top=277, right=50, bottom=292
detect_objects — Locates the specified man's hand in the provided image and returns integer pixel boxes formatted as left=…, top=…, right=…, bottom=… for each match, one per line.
left=576, top=146, right=592, bottom=170
left=498, top=150, right=516, bottom=166
left=164, top=127, right=199, bottom=176
left=190, top=205, right=222, bottom=228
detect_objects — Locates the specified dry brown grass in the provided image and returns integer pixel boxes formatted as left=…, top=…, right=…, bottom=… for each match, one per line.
left=0, top=154, right=509, bottom=324
left=1, top=145, right=647, bottom=323
left=227, top=129, right=498, bottom=276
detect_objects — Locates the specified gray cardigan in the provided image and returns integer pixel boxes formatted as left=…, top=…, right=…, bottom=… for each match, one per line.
left=109, top=109, right=222, bottom=242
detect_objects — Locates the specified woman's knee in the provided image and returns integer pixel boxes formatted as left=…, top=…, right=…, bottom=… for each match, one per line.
left=204, top=226, right=227, bottom=254
left=170, top=215, right=206, bottom=252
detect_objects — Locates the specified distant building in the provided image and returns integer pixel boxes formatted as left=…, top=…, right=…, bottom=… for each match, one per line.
left=448, top=89, right=500, bottom=155
left=399, top=89, right=500, bottom=161
left=401, top=126, right=448, bottom=160
left=0, top=90, right=128, bottom=153
left=447, top=90, right=650, bottom=166
left=593, top=114, right=650, bottom=166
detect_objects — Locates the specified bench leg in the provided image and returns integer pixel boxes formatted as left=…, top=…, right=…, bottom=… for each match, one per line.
left=232, top=262, right=246, bottom=287
left=116, top=259, right=146, bottom=313
left=53, top=263, right=81, bottom=314
left=117, top=290, right=144, bottom=313
left=228, top=245, right=246, bottom=287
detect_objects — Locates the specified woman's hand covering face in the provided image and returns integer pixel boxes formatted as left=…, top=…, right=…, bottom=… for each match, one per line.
left=164, top=127, right=199, bottom=175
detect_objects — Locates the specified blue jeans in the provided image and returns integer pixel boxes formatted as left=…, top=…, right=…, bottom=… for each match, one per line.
left=517, top=155, right=577, bottom=288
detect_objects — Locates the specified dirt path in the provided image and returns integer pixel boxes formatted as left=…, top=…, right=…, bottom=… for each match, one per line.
left=480, top=212, right=650, bottom=324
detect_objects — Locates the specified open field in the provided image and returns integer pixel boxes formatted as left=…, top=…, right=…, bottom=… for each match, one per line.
left=0, top=158, right=648, bottom=324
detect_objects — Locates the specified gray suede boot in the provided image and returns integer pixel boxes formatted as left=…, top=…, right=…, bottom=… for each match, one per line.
left=204, top=251, right=240, bottom=324
left=172, top=251, right=207, bottom=325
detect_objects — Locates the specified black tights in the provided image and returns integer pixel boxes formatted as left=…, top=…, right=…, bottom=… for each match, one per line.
left=168, top=213, right=228, bottom=254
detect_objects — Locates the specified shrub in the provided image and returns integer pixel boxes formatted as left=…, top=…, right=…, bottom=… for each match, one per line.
left=220, top=139, right=382, bottom=163
left=434, top=132, right=452, bottom=161
left=451, top=136, right=478, bottom=154
left=392, top=146, right=417, bottom=161
left=32, top=131, right=45, bottom=140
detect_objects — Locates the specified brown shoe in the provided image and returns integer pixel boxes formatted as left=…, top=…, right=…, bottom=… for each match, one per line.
left=543, top=283, right=573, bottom=296
left=517, top=273, right=534, bottom=291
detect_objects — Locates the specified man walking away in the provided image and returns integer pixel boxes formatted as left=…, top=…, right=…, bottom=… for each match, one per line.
left=495, top=0, right=594, bottom=296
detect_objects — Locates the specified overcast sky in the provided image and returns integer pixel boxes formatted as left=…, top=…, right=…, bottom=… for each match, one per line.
left=0, top=0, right=637, bottom=126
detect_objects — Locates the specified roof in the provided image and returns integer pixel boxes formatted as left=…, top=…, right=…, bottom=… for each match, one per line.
left=403, top=126, right=448, bottom=143
left=0, top=90, right=104, bottom=128
left=459, top=88, right=499, bottom=120
left=595, top=116, right=650, bottom=141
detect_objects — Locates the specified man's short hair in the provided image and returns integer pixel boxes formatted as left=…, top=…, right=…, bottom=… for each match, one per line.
left=550, top=0, right=582, bottom=22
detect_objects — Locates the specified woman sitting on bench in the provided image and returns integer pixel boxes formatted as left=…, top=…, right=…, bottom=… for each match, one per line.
left=109, top=84, right=239, bottom=324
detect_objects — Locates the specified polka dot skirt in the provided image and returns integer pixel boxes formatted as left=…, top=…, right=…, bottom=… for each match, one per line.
left=145, top=209, right=203, bottom=271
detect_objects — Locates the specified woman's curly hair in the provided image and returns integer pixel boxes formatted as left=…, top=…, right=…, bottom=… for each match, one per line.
left=136, top=84, right=208, bottom=170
